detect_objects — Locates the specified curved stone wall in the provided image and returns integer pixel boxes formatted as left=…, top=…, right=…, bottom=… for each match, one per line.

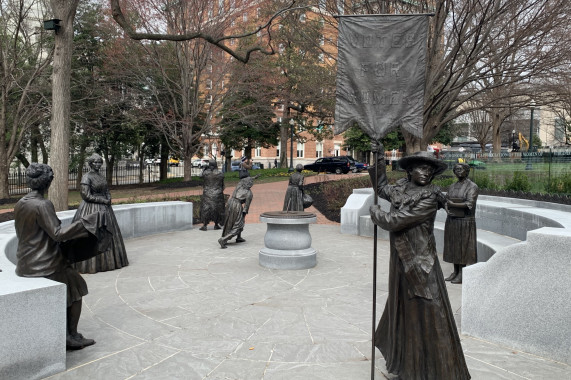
left=0, top=201, right=193, bottom=380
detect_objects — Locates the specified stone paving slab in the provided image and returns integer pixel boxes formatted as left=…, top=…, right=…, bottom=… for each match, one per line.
left=45, top=225, right=570, bottom=380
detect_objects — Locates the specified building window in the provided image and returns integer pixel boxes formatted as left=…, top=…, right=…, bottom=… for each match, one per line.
left=207, top=64, right=213, bottom=73
left=278, top=43, right=285, bottom=53
left=300, top=14, right=306, bottom=23
left=206, top=95, right=213, bottom=104
left=334, top=143, right=340, bottom=156
left=320, top=35, right=325, bottom=46
left=316, top=142, right=323, bottom=158
left=213, top=143, right=218, bottom=157
left=221, top=80, right=225, bottom=89
left=318, top=0, right=326, bottom=10
left=206, top=79, right=212, bottom=89
left=255, top=146, right=262, bottom=157
left=318, top=53, right=324, bottom=63
left=230, top=38, right=235, bottom=46
left=257, top=7, right=261, bottom=18
left=218, top=0, right=224, bottom=14
left=243, top=12, right=248, bottom=22
left=276, top=139, right=280, bottom=157
left=297, top=142, right=305, bottom=158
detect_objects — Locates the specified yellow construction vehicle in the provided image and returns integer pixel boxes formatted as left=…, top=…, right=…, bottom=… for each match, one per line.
left=519, top=132, right=529, bottom=151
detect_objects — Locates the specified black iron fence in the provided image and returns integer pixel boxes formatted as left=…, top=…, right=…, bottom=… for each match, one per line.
left=8, top=163, right=196, bottom=196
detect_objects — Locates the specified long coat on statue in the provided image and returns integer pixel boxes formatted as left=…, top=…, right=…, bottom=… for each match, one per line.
left=369, top=164, right=471, bottom=380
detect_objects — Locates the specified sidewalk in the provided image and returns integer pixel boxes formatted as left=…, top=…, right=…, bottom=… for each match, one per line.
left=46, top=225, right=570, bottom=380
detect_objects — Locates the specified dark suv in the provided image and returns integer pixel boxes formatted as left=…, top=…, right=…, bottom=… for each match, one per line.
left=303, top=156, right=356, bottom=174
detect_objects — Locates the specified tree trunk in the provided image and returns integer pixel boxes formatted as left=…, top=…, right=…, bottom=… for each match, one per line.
left=160, top=143, right=168, bottom=181
left=75, top=141, right=88, bottom=190
left=138, top=146, right=144, bottom=184
left=0, top=84, right=9, bottom=198
left=184, top=149, right=193, bottom=180
left=402, top=129, right=423, bottom=154
left=48, top=0, right=79, bottom=211
left=105, top=156, right=114, bottom=186
left=280, top=123, right=288, bottom=168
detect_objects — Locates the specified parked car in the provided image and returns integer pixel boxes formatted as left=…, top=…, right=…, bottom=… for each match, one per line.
left=192, top=158, right=210, bottom=168
left=353, top=161, right=368, bottom=173
left=144, top=158, right=161, bottom=165
left=230, top=161, right=241, bottom=171
left=168, top=158, right=180, bottom=166
left=303, top=156, right=355, bottom=174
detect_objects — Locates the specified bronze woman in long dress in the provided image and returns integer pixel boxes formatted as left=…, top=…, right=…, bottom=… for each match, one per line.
left=369, top=150, right=471, bottom=380
left=199, top=160, right=225, bottom=231
left=443, top=163, right=479, bottom=284
left=73, top=154, right=128, bottom=273
left=218, top=175, right=256, bottom=248
left=283, top=164, right=304, bottom=211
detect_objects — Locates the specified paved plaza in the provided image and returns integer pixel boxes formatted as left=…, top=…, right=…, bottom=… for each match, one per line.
left=46, top=222, right=570, bottom=380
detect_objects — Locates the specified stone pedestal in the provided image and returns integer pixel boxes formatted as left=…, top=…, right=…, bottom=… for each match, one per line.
left=259, top=211, right=317, bottom=270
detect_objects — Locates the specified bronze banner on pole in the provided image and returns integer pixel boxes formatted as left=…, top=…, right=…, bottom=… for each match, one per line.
left=334, top=14, right=431, bottom=379
left=335, top=15, right=429, bottom=140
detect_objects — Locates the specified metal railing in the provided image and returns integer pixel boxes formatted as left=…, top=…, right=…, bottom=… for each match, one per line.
left=7, top=163, right=204, bottom=196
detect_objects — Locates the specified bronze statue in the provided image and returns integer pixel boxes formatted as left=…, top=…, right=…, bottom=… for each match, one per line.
left=283, top=164, right=305, bottom=211
left=218, top=174, right=258, bottom=248
left=199, top=160, right=225, bottom=231
left=368, top=147, right=471, bottom=380
left=14, top=163, right=109, bottom=350
left=443, top=163, right=479, bottom=284
left=72, top=153, right=128, bottom=274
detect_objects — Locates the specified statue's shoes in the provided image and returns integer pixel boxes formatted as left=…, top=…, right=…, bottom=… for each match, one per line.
left=451, top=275, right=463, bottom=284
left=235, top=237, right=246, bottom=243
left=66, top=333, right=95, bottom=350
left=214, top=225, right=221, bottom=230
left=199, top=226, right=208, bottom=231
left=218, top=238, right=227, bottom=249
left=444, top=272, right=457, bottom=281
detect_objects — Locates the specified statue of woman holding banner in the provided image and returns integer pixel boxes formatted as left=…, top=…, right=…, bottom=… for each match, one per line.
left=368, top=144, right=471, bottom=380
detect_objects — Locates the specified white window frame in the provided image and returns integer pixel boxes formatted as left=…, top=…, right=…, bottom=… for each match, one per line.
left=316, top=141, right=323, bottom=158
left=297, top=142, right=305, bottom=158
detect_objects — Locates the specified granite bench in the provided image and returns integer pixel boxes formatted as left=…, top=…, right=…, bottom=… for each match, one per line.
left=0, top=201, right=193, bottom=380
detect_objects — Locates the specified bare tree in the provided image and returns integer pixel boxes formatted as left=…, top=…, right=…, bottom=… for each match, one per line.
left=0, top=0, right=53, bottom=198
left=45, top=0, right=298, bottom=209
left=324, top=0, right=571, bottom=153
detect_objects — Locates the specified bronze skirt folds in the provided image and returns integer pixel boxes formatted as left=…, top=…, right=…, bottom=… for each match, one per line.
left=72, top=201, right=128, bottom=274
left=443, top=216, right=477, bottom=265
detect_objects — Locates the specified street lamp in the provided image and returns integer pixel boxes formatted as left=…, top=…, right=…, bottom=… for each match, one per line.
left=525, top=101, right=535, bottom=170
left=289, top=118, right=295, bottom=172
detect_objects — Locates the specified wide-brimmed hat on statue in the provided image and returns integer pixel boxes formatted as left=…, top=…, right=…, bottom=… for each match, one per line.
left=398, top=151, right=448, bottom=176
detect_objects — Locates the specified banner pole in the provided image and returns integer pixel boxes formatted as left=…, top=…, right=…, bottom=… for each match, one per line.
left=371, top=149, right=379, bottom=379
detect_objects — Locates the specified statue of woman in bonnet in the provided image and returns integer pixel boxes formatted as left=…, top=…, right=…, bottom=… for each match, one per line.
left=368, top=145, right=471, bottom=380
left=72, top=153, right=128, bottom=273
